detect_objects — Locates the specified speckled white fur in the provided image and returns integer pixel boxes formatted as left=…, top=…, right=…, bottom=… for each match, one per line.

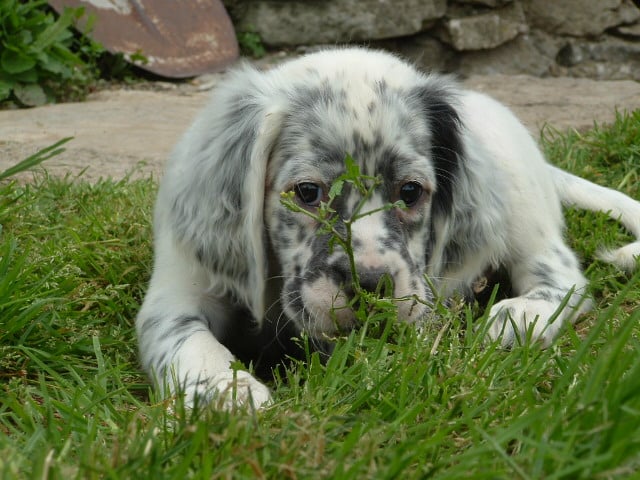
left=136, top=47, right=640, bottom=410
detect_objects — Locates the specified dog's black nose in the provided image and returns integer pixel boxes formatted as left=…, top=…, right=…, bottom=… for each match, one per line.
left=333, top=260, right=391, bottom=295
left=357, top=268, right=389, bottom=293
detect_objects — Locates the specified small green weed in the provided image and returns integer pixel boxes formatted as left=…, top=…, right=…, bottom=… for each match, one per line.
left=0, top=1, right=146, bottom=107
left=0, top=1, right=94, bottom=105
left=237, top=29, right=266, bottom=58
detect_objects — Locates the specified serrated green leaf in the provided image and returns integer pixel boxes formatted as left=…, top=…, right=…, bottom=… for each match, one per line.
left=329, top=179, right=344, bottom=200
left=38, top=53, right=70, bottom=76
left=31, top=7, right=77, bottom=52
left=49, top=43, right=85, bottom=71
left=0, top=49, right=36, bottom=74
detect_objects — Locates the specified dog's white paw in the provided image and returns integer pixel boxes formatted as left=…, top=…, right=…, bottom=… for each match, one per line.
left=485, top=297, right=565, bottom=348
left=184, top=370, right=272, bottom=411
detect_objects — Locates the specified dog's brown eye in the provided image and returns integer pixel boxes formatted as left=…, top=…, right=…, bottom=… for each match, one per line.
left=295, top=182, right=323, bottom=207
left=399, top=182, right=423, bottom=207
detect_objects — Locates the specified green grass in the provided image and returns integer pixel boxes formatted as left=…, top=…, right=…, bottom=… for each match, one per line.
left=1, top=111, right=640, bottom=479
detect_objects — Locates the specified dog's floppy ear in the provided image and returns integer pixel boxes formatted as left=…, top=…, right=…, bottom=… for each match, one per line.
left=409, top=81, right=464, bottom=217
left=161, top=64, right=284, bottom=322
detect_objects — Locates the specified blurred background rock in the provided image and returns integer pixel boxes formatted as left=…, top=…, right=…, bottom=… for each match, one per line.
left=223, top=0, right=640, bottom=80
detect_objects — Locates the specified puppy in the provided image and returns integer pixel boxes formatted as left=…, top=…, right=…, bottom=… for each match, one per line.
left=136, top=48, right=640, bottom=409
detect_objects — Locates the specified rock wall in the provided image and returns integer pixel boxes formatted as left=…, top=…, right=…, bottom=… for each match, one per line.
left=222, top=0, right=640, bottom=80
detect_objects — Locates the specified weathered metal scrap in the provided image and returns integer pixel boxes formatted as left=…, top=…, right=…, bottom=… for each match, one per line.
left=48, top=0, right=238, bottom=78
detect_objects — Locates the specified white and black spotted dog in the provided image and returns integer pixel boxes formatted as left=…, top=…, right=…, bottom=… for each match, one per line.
left=137, top=48, right=640, bottom=409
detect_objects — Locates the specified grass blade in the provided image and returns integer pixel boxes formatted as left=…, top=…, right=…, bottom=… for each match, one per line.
left=0, top=137, right=73, bottom=181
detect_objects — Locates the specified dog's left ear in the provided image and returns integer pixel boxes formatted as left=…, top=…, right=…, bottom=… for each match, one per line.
left=160, top=65, right=284, bottom=322
left=409, top=82, right=464, bottom=217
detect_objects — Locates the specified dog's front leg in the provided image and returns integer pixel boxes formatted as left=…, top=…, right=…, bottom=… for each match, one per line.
left=486, top=241, right=592, bottom=348
left=136, top=235, right=271, bottom=410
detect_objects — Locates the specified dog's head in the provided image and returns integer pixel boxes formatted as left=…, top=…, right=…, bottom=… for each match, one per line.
left=165, top=48, right=463, bottom=339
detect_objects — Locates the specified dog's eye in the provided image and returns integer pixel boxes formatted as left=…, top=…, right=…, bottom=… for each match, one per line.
left=399, top=182, right=423, bottom=207
left=295, top=182, right=323, bottom=207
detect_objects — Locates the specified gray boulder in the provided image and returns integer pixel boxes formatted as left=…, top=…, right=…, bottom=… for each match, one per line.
left=555, top=36, right=640, bottom=80
left=521, top=0, right=639, bottom=37
left=450, top=29, right=561, bottom=77
left=437, top=2, right=528, bottom=51
left=226, top=0, right=446, bottom=46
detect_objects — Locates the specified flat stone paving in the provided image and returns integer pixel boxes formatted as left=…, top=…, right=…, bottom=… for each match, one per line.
left=1, top=73, right=639, bottom=181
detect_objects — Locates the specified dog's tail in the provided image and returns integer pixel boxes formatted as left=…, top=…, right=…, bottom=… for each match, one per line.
left=550, top=165, right=640, bottom=272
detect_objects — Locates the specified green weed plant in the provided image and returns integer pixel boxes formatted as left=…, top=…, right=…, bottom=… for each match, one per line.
left=237, top=29, right=266, bottom=58
left=0, top=1, right=95, bottom=105
left=0, top=1, right=145, bottom=107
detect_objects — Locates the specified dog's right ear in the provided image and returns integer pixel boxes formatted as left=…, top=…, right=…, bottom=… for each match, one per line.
left=156, top=64, right=284, bottom=322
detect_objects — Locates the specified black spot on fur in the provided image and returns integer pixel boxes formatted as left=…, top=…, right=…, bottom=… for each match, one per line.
left=150, top=352, right=169, bottom=378
left=273, top=232, right=291, bottom=250
left=552, top=245, right=575, bottom=269
left=375, top=79, right=388, bottom=95
left=531, top=262, right=559, bottom=290
left=174, top=315, right=209, bottom=341
left=138, top=316, right=161, bottom=338
left=296, top=226, right=307, bottom=244
left=525, top=289, right=566, bottom=303
left=303, top=233, right=338, bottom=283
left=351, top=130, right=385, bottom=165
left=277, top=210, right=298, bottom=230
left=292, top=81, right=348, bottom=115
left=411, top=86, right=464, bottom=217
left=308, top=135, right=346, bottom=166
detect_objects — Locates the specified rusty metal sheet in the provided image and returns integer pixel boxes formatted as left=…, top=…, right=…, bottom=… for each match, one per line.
left=48, top=0, right=239, bottom=78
